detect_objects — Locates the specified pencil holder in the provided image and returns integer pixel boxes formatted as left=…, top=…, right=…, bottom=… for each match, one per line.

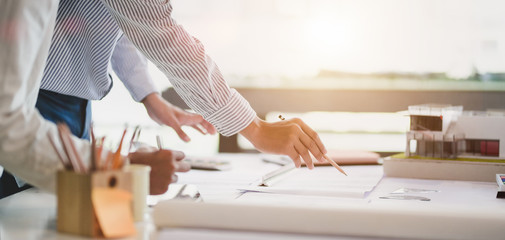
left=56, top=170, right=133, bottom=237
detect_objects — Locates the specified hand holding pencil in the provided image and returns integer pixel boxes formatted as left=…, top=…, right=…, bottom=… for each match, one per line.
left=48, top=123, right=192, bottom=194
left=240, top=116, right=347, bottom=175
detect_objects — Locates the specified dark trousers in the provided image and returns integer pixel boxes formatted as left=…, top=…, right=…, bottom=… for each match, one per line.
left=0, top=89, right=91, bottom=199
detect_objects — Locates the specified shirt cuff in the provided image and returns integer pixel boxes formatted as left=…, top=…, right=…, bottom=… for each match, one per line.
left=204, top=89, right=257, bottom=137
left=128, top=82, right=158, bottom=102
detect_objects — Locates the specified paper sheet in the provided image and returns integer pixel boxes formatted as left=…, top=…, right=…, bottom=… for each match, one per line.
left=236, top=191, right=369, bottom=207
left=174, top=154, right=282, bottom=201
left=241, top=165, right=383, bottom=198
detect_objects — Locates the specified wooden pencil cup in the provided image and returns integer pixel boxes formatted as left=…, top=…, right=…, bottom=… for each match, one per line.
left=56, top=170, right=133, bottom=237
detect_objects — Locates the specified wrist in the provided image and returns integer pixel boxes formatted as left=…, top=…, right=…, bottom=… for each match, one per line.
left=141, top=92, right=161, bottom=106
left=240, top=117, right=263, bottom=142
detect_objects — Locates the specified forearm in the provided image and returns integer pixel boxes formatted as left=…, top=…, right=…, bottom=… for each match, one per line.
left=101, top=0, right=256, bottom=136
left=111, top=35, right=158, bottom=102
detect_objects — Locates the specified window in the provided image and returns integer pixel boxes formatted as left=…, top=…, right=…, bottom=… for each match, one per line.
left=94, top=0, right=505, bottom=155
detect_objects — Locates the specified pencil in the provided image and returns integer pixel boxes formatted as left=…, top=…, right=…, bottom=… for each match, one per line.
left=112, top=128, right=127, bottom=169
left=96, top=136, right=105, bottom=170
left=323, top=155, right=348, bottom=176
left=57, top=123, right=87, bottom=173
left=90, top=123, right=97, bottom=171
left=47, top=131, right=70, bottom=170
left=278, top=115, right=347, bottom=176
left=128, top=125, right=140, bottom=152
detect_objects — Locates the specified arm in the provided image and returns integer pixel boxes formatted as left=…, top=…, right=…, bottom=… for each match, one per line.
left=110, top=36, right=216, bottom=141
left=101, top=0, right=256, bottom=137
left=100, top=0, right=327, bottom=167
left=0, top=1, right=192, bottom=195
left=110, top=35, right=158, bottom=102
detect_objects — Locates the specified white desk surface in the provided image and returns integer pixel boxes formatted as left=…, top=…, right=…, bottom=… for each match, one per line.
left=0, top=153, right=504, bottom=240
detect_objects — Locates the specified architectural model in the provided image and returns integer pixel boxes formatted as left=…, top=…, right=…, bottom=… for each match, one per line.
left=406, top=104, right=505, bottom=160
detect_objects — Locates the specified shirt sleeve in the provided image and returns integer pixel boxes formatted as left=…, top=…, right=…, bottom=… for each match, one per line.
left=101, top=0, right=257, bottom=136
left=110, top=34, right=158, bottom=102
left=0, top=0, right=90, bottom=193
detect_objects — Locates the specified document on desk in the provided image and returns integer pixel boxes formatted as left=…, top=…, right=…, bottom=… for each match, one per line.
left=241, top=165, right=383, bottom=198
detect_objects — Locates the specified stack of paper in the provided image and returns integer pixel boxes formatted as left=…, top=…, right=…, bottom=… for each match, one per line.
left=241, top=165, right=383, bottom=198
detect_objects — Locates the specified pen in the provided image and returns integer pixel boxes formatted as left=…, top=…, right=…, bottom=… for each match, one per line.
left=156, top=135, right=163, bottom=150
left=278, top=115, right=347, bottom=176
left=174, top=184, right=188, bottom=198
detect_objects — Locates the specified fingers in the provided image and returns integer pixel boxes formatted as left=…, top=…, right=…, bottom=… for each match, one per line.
left=190, top=124, right=207, bottom=135
left=172, top=124, right=191, bottom=142
left=188, top=119, right=216, bottom=136
left=172, top=113, right=217, bottom=140
left=175, top=160, right=191, bottom=172
left=298, top=133, right=325, bottom=163
left=171, top=174, right=178, bottom=183
left=294, top=141, right=314, bottom=169
left=287, top=148, right=302, bottom=168
left=292, top=118, right=327, bottom=155
left=172, top=150, right=185, bottom=160
left=285, top=118, right=325, bottom=168
left=201, top=120, right=217, bottom=134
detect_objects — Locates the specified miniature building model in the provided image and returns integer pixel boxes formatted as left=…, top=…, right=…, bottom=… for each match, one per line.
left=406, top=104, right=505, bottom=160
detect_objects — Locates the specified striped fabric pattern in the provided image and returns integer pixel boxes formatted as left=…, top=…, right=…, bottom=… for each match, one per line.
left=101, top=0, right=257, bottom=136
left=41, top=0, right=119, bottom=100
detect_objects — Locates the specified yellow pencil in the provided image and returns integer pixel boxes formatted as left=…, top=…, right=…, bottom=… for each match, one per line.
left=278, top=115, right=347, bottom=176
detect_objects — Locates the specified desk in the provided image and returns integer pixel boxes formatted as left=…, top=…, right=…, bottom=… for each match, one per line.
left=1, top=153, right=504, bottom=240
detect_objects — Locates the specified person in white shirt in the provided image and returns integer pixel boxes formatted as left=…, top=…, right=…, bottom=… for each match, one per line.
left=0, top=0, right=328, bottom=197
left=0, top=0, right=216, bottom=199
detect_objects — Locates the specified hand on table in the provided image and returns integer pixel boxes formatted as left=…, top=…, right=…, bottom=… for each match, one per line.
left=128, top=149, right=190, bottom=195
left=142, top=93, right=216, bottom=142
left=240, top=116, right=327, bottom=169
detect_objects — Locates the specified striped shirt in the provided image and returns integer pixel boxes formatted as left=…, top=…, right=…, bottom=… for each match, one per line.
left=43, top=0, right=256, bottom=136
left=100, top=0, right=257, bottom=136
left=41, top=0, right=156, bottom=102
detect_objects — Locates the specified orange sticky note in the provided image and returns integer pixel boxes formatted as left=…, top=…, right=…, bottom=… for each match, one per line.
left=92, top=188, right=136, bottom=238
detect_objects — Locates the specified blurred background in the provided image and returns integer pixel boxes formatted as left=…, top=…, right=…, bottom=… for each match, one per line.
left=92, top=0, right=505, bottom=156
